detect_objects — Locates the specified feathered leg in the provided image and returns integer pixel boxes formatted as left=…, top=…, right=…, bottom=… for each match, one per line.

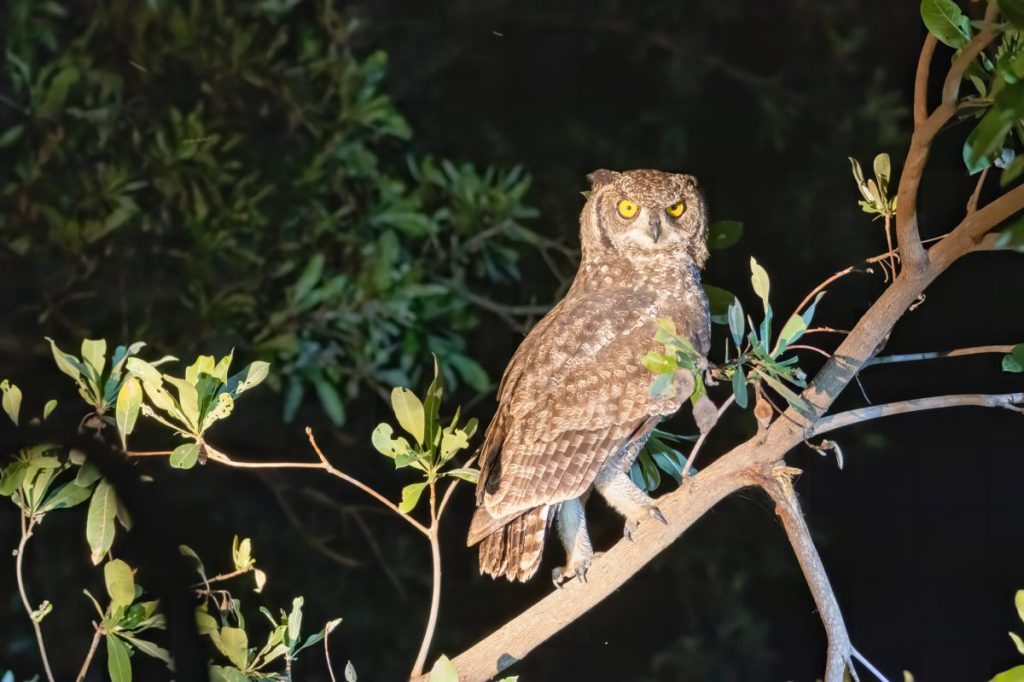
left=594, top=465, right=667, bottom=541
left=551, top=496, right=594, bottom=587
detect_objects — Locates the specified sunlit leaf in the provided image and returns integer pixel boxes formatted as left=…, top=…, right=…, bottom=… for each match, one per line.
left=87, top=479, right=118, bottom=564
left=116, top=378, right=143, bottom=449
left=105, top=558, right=136, bottom=611
left=920, top=0, right=971, bottom=48
left=170, top=442, right=200, bottom=469
left=749, top=257, right=770, bottom=311
left=399, top=482, right=427, bottom=513
left=391, top=387, right=426, bottom=445
left=429, top=654, right=460, bottom=682
left=1, top=381, right=22, bottom=426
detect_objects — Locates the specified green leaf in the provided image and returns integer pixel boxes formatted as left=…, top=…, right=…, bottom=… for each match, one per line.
left=446, top=467, right=480, bottom=484
left=999, top=0, right=1024, bottom=27
left=641, top=351, right=677, bottom=375
left=209, top=666, right=249, bottom=682
left=1004, top=354, right=1024, bottom=372
left=391, top=387, right=426, bottom=445
left=106, top=635, right=133, bottom=682
left=38, top=480, right=93, bottom=512
left=449, top=353, right=490, bottom=392
left=920, top=0, right=971, bottom=48
left=996, top=218, right=1024, bottom=252
left=991, top=665, right=1024, bottom=682
left=702, top=284, right=734, bottom=325
left=213, top=627, right=249, bottom=670
left=43, top=399, right=58, bottom=420
left=312, top=376, right=346, bottom=426
left=164, top=377, right=200, bottom=431
left=105, top=558, right=136, bottom=611
left=1016, top=589, right=1024, bottom=623
left=287, top=596, right=304, bottom=643
left=119, top=635, right=172, bottom=666
left=429, top=654, right=459, bottom=682
left=116, top=378, right=143, bottom=450
left=749, top=257, right=770, bottom=311
left=76, top=460, right=102, bottom=487
left=82, top=339, right=108, bottom=377
left=87, top=479, right=118, bottom=564
left=728, top=297, right=745, bottom=347
left=423, top=355, right=444, bottom=455
left=170, top=442, right=200, bottom=469
left=707, top=220, right=743, bottom=250
left=1002, top=153, right=1024, bottom=186
left=1, top=381, right=22, bottom=426
left=1010, top=631, right=1024, bottom=656
left=732, top=366, right=749, bottom=409
left=371, top=423, right=413, bottom=458
left=399, top=482, right=427, bottom=513
left=225, top=361, right=270, bottom=397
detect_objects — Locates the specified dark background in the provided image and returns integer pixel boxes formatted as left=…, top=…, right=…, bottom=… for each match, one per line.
left=2, top=1, right=1022, bottom=681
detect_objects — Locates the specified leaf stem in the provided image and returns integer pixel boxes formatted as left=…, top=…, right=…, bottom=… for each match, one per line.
left=16, top=514, right=56, bottom=682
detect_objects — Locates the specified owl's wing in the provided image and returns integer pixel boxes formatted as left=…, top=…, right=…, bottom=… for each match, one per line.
left=477, top=288, right=704, bottom=519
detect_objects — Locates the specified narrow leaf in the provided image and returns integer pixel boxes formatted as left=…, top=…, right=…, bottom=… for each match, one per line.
left=106, top=635, right=133, bottom=682
left=87, top=479, right=118, bottom=564
left=391, top=388, right=426, bottom=445
left=116, top=378, right=143, bottom=450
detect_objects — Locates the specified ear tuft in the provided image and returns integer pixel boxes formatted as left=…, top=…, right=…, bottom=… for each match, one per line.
left=587, top=169, right=620, bottom=190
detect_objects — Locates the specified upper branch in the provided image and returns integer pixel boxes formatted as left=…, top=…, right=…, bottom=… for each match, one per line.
left=897, top=19, right=999, bottom=274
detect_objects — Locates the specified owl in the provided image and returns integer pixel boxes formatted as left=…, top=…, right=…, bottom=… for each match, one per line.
left=466, top=168, right=713, bottom=584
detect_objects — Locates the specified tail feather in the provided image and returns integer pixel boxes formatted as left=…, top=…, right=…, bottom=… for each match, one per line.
left=478, top=505, right=550, bottom=582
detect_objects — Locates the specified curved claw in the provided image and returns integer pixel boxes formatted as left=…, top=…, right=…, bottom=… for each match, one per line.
left=650, top=506, right=667, bottom=525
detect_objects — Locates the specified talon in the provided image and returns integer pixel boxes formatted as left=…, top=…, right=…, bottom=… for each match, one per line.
left=577, top=566, right=588, bottom=583
left=623, top=521, right=637, bottom=541
left=551, top=568, right=566, bottom=589
left=650, top=506, right=667, bottom=525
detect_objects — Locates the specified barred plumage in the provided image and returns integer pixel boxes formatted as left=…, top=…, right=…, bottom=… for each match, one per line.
left=468, top=169, right=711, bottom=582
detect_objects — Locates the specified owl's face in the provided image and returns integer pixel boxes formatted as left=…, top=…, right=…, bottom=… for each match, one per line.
left=581, top=169, right=708, bottom=267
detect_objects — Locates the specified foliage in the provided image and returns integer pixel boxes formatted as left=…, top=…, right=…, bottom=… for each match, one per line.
left=0, top=0, right=551, bottom=425
left=991, top=589, right=1024, bottom=681
left=849, top=153, right=897, bottom=217
left=370, top=356, right=479, bottom=513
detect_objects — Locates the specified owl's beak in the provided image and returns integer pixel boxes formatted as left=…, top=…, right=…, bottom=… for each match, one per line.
left=649, top=216, right=662, bottom=243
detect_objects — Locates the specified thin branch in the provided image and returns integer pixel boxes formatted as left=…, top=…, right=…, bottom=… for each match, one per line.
left=75, top=624, right=103, bottom=682
left=808, top=392, right=1023, bottom=438
left=967, top=166, right=990, bottom=214
left=16, top=515, right=56, bottom=682
left=682, top=394, right=735, bottom=475
left=410, top=483, right=444, bottom=678
left=864, top=344, right=1015, bottom=367
left=437, top=455, right=477, bottom=519
left=913, top=34, right=938, bottom=128
left=197, top=432, right=430, bottom=536
left=760, top=467, right=869, bottom=682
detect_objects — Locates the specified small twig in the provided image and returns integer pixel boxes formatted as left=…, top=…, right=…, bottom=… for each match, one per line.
left=864, top=344, right=1015, bottom=367
left=192, top=567, right=252, bottom=593
left=16, top=515, right=56, bottom=682
left=261, top=477, right=362, bottom=570
left=437, top=455, right=477, bottom=519
left=75, top=623, right=103, bottom=682
left=324, top=626, right=340, bottom=682
left=195, top=433, right=430, bottom=536
left=682, top=394, right=735, bottom=476
left=786, top=344, right=832, bottom=359
left=967, top=166, right=990, bottom=214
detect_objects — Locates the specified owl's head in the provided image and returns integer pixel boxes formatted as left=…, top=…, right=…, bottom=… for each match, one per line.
left=580, top=168, right=708, bottom=267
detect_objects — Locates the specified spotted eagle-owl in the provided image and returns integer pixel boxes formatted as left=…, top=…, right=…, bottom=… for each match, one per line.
left=466, top=168, right=713, bottom=584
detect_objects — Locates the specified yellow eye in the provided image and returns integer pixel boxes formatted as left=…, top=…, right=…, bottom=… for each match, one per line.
left=666, top=201, right=686, bottom=218
left=617, top=199, right=639, bottom=219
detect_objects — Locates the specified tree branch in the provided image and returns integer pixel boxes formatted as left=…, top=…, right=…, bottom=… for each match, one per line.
left=913, top=34, right=938, bottom=128
left=760, top=466, right=871, bottom=682
left=865, top=344, right=1016, bottom=367
left=808, top=392, right=1023, bottom=437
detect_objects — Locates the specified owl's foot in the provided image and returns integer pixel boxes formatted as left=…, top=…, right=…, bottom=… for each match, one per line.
left=552, top=548, right=597, bottom=588
left=623, top=505, right=667, bottom=541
